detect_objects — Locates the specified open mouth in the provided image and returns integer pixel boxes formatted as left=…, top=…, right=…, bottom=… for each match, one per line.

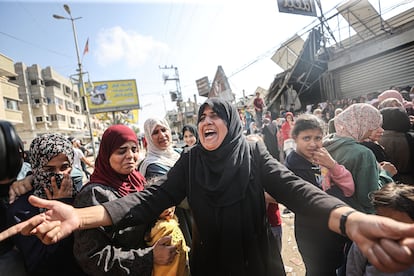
left=204, top=129, right=216, bottom=138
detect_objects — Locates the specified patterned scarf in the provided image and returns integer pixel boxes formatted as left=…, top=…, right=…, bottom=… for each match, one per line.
left=334, top=103, right=382, bottom=142
left=30, top=133, right=74, bottom=200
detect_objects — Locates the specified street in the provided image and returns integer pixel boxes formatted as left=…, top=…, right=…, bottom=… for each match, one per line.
left=280, top=205, right=306, bottom=276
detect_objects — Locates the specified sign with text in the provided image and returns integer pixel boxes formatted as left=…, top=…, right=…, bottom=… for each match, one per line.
left=84, top=79, right=140, bottom=114
left=196, top=76, right=210, bottom=97
left=277, top=0, right=317, bottom=17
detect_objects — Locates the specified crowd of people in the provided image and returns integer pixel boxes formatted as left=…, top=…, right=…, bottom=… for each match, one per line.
left=0, top=87, right=413, bottom=275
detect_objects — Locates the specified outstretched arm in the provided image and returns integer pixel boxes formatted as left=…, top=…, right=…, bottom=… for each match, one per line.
left=329, top=206, right=414, bottom=273
left=0, top=195, right=111, bottom=244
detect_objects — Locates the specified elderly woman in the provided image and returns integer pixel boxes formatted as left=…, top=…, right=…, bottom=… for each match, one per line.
left=139, top=118, right=181, bottom=179
left=4, top=99, right=414, bottom=275
left=138, top=118, right=192, bottom=250
left=6, top=133, right=85, bottom=275
left=323, top=103, right=394, bottom=214
left=73, top=125, right=176, bottom=276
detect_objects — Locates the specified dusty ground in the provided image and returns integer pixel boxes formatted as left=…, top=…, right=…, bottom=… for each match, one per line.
left=280, top=206, right=306, bottom=276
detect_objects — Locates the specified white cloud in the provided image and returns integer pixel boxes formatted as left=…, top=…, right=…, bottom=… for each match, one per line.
left=95, top=26, right=169, bottom=68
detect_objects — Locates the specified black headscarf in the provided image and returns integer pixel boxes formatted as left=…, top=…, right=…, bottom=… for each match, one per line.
left=381, top=107, right=411, bottom=132
left=195, top=97, right=251, bottom=207
left=190, top=98, right=282, bottom=275
left=181, top=124, right=199, bottom=145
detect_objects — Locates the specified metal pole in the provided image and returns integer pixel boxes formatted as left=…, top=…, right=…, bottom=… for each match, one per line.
left=53, top=5, right=96, bottom=159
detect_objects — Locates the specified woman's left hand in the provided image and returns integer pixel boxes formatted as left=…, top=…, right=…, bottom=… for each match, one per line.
left=45, top=174, right=73, bottom=199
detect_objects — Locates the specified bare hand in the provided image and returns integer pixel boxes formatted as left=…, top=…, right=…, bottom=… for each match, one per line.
left=380, top=161, right=398, bottom=177
left=312, top=148, right=336, bottom=169
left=45, top=174, right=73, bottom=199
left=153, top=236, right=178, bottom=265
left=9, top=175, right=33, bottom=204
left=0, top=196, right=79, bottom=244
left=347, top=212, right=414, bottom=273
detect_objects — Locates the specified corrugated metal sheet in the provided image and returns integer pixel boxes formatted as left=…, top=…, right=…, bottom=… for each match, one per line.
left=336, top=43, right=414, bottom=99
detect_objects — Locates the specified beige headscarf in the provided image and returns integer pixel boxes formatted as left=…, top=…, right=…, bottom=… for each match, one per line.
left=139, top=118, right=180, bottom=176
left=334, top=103, right=382, bottom=142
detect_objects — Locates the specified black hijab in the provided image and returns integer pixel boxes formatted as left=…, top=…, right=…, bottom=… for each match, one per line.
left=190, top=98, right=283, bottom=275
left=195, top=98, right=251, bottom=207
left=181, top=124, right=199, bottom=145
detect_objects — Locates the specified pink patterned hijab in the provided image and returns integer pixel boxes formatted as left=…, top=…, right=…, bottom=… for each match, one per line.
left=334, top=103, right=382, bottom=142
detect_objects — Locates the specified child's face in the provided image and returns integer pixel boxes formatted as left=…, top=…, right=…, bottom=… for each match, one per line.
left=159, top=207, right=175, bottom=221
left=293, top=129, right=323, bottom=162
left=376, top=207, right=414, bottom=224
left=183, top=130, right=197, bottom=147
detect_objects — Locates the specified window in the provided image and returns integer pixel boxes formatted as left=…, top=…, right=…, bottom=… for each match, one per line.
left=54, top=97, right=64, bottom=106
left=44, top=80, right=60, bottom=88
left=52, top=114, right=66, bottom=122
left=30, top=79, right=44, bottom=86
left=63, top=85, right=71, bottom=96
left=35, top=116, right=44, bottom=122
left=4, top=98, right=19, bottom=111
left=65, top=100, right=74, bottom=110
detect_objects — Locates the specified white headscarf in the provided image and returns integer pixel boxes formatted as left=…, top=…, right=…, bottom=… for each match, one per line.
left=139, top=118, right=180, bottom=176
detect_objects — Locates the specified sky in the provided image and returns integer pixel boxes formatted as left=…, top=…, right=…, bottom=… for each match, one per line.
left=1, top=0, right=413, bottom=130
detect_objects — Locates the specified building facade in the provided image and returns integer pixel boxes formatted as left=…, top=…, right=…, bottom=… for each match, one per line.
left=0, top=53, right=23, bottom=125
left=0, top=53, right=103, bottom=150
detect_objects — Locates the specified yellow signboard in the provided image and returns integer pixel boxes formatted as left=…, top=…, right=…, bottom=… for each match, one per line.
left=85, top=79, right=140, bottom=114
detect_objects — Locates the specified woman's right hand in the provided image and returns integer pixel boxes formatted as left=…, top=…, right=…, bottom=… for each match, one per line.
left=153, top=236, right=178, bottom=265
left=44, top=174, right=73, bottom=199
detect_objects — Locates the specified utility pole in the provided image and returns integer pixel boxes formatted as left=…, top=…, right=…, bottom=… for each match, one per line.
left=159, top=65, right=185, bottom=127
left=159, top=65, right=183, bottom=104
left=53, top=4, right=96, bottom=159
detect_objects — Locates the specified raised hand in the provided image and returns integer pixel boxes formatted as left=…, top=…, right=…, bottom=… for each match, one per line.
left=312, top=147, right=336, bottom=169
left=44, top=174, right=73, bottom=199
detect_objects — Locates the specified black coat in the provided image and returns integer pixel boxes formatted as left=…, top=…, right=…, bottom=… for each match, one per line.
left=103, top=142, right=345, bottom=276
